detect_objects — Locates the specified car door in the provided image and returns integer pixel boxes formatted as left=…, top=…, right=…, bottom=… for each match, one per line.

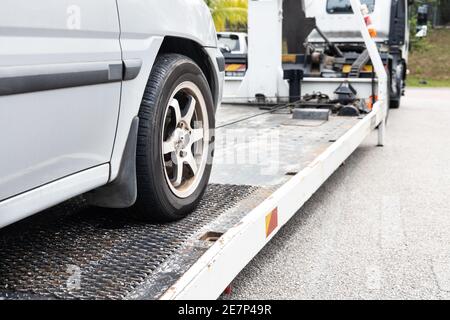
left=0, top=0, right=122, bottom=201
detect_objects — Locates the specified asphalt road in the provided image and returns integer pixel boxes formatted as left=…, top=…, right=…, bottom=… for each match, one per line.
left=226, top=88, right=450, bottom=300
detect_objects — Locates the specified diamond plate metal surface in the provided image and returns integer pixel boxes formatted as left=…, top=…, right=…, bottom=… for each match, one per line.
left=0, top=184, right=258, bottom=300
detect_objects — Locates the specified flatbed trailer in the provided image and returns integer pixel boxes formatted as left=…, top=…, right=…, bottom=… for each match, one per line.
left=0, top=99, right=384, bottom=300
left=0, top=0, right=388, bottom=300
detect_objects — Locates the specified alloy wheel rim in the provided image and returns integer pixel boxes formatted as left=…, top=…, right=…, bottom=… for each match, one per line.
left=161, top=81, right=209, bottom=199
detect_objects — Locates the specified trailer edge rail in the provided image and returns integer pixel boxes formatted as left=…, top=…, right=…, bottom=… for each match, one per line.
left=161, top=100, right=384, bottom=300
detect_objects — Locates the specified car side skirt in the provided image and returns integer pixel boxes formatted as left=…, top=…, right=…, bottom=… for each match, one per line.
left=0, top=165, right=110, bottom=229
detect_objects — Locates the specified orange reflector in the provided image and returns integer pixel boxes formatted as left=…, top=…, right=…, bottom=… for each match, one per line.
left=265, top=208, right=279, bottom=238
left=225, top=64, right=246, bottom=72
left=282, top=54, right=297, bottom=64
left=367, top=95, right=378, bottom=110
left=363, top=65, right=374, bottom=72
left=369, top=28, right=377, bottom=38
left=342, top=65, right=373, bottom=74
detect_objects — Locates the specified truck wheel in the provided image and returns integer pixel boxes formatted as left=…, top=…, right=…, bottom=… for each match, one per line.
left=390, top=90, right=401, bottom=109
left=390, top=99, right=400, bottom=109
left=133, top=54, right=215, bottom=222
left=389, top=65, right=403, bottom=109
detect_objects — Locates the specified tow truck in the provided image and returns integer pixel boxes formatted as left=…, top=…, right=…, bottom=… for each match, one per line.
left=297, top=0, right=411, bottom=109
left=0, top=0, right=389, bottom=300
left=224, top=0, right=410, bottom=110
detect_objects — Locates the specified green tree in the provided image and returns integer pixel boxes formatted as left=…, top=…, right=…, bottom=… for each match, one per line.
left=204, top=0, right=248, bottom=32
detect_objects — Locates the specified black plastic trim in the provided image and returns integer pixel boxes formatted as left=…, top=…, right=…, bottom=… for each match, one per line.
left=0, top=61, right=124, bottom=96
left=123, top=59, right=143, bottom=80
left=216, top=55, right=226, bottom=72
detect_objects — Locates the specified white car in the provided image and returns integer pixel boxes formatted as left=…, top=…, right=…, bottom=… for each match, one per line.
left=217, top=32, right=248, bottom=55
left=0, top=0, right=224, bottom=228
left=217, top=32, right=248, bottom=78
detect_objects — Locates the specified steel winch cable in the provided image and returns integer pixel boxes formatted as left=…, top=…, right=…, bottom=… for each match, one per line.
left=216, top=99, right=302, bottom=129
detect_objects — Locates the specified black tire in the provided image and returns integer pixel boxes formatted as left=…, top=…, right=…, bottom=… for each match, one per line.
left=132, top=54, right=215, bottom=222
left=389, top=64, right=403, bottom=109
left=390, top=98, right=401, bottom=109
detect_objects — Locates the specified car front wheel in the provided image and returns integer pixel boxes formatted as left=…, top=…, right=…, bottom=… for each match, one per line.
left=133, top=54, right=215, bottom=222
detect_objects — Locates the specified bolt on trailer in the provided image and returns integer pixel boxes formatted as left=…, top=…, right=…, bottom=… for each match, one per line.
left=0, top=0, right=388, bottom=300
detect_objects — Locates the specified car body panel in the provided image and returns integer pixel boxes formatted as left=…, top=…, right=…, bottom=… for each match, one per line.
left=0, top=165, right=109, bottom=229
left=0, top=0, right=121, bottom=201
left=116, top=0, right=218, bottom=48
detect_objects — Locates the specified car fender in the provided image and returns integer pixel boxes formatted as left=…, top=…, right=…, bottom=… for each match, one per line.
left=109, top=0, right=218, bottom=182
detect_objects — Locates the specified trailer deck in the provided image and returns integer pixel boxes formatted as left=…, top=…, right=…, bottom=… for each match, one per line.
left=0, top=101, right=382, bottom=300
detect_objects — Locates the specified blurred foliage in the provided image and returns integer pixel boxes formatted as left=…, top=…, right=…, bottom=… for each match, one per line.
left=407, top=28, right=450, bottom=87
left=440, top=0, right=450, bottom=24
left=410, top=0, right=450, bottom=25
left=204, top=0, right=248, bottom=32
left=409, top=1, right=431, bottom=51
